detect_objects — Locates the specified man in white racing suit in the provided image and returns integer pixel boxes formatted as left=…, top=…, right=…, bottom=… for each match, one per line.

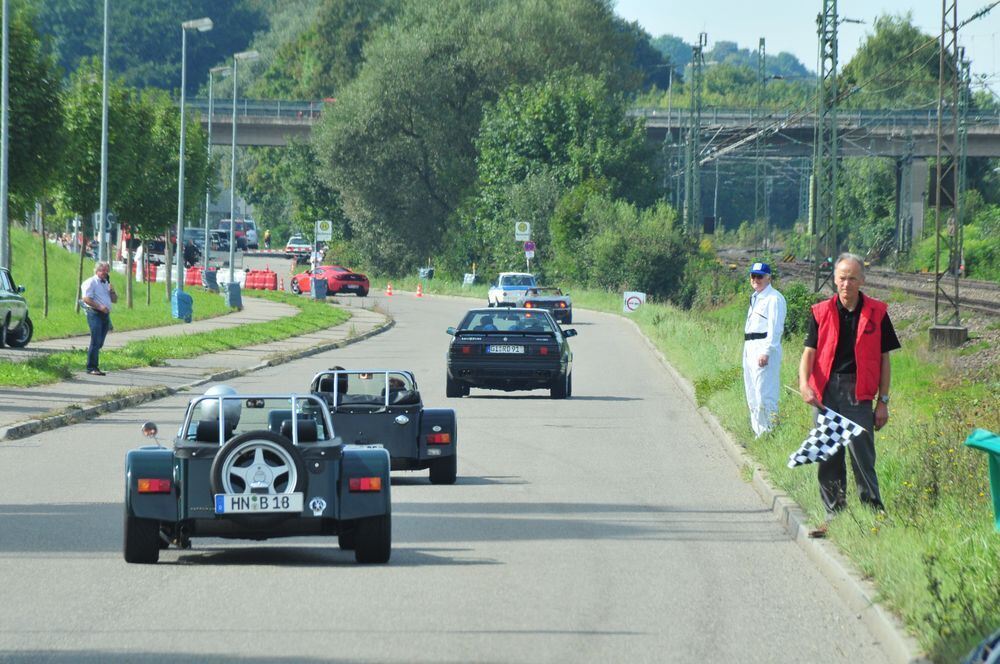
left=743, top=262, right=786, bottom=437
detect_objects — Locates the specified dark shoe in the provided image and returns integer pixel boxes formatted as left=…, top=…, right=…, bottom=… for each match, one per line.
left=87, top=369, right=106, bottom=376
left=808, top=524, right=828, bottom=538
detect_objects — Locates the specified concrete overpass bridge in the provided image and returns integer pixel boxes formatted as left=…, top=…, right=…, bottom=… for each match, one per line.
left=190, top=97, right=1000, bottom=158
left=191, top=97, right=996, bottom=246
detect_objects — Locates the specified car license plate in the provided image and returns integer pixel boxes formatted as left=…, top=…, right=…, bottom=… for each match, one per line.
left=214, top=493, right=304, bottom=514
left=487, top=345, right=525, bottom=354
left=346, top=284, right=358, bottom=289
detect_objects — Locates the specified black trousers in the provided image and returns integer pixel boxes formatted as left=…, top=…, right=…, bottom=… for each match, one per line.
left=816, top=373, right=884, bottom=514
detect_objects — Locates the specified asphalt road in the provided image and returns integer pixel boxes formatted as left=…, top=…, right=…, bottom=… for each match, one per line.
left=0, top=291, right=889, bottom=663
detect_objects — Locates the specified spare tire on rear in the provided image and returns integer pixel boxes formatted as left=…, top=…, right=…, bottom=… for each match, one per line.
left=210, top=431, right=308, bottom=497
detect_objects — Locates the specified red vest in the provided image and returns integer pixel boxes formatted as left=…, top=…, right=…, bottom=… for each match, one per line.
left=809, top=294, right=887, bottom=401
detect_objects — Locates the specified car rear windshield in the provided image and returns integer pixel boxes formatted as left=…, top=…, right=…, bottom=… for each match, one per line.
left=461, top=311, right=553, bottom=333
left=501, top=275, right=535, bottom=287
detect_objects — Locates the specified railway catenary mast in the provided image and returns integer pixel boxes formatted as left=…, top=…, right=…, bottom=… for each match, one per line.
left=683, top=33, right=707, bottom=234
left=812, top=0, right=839, bottom=292
left=930, top=0, right=968, bottom=347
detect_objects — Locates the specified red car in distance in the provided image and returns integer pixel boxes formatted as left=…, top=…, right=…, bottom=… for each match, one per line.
left=290, top=265, right=369, bottom=297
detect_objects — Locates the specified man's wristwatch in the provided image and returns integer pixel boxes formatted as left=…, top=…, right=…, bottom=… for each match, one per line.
left=878, top=394, right=890, bottom=405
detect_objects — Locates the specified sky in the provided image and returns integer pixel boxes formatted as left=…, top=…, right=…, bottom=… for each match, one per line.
left=613, top=0, right=1000, bottom=82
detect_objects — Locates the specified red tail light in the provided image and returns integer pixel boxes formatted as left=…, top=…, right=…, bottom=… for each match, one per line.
left=349, top=477, right=382, bottom=492
left=539, top=346, right=549, bottom=355
left=460, top=345, right=472, bottom=355
left=558, top=302, right=567, bottom=308
left=426, top=432, right=451, bottom=444
left=137, top=478, right=172, bottom=493
left=524, top=302, right=534, bottom=308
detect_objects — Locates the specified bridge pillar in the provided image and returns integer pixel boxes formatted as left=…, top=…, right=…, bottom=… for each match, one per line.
left=895, top=156, right=928, bottom=253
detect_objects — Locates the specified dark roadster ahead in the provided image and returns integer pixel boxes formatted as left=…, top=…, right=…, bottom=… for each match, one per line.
left=311, top=370, right=457, bottom=484
left=446, top=308, right=576, bottom=399
left=123, top=386, right=392, bottom=564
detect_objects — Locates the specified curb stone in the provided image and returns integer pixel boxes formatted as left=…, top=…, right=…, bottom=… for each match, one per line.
left=598, top=308, right=927, bottom=664
left=0, top=315, right=395, bottom=441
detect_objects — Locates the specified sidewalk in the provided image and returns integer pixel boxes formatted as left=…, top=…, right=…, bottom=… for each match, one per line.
left=0, top=296, right=299, bottom=364
left=0, top=296, right=392, bottom=440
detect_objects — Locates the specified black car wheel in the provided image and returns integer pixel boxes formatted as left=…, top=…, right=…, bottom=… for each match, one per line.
left=550, top=371, right=569, bottom=399
left=123, top=511, right=160, bottom=564
left=446, top=375, right=465, bottom=398
left=429, top=454, right=457, bottom=485
left=209, top=431, right=308, bottom=497
left=358, top=289, right=368, bottom=297
left=6, top=316, right=32, bottom=348
left=354, top=513, right=391, bottom=564
left=290, top=279, right=301, bottom=295
left=566, top=372, right=573, bottom=397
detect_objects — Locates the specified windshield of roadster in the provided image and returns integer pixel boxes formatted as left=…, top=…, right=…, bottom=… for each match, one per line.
left=314, top=371, right=417, bottom=407
left=184, top=395, right=332, bottom=443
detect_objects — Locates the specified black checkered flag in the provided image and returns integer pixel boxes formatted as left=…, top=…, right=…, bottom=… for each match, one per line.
left=788, top=407, right=866, bottom=468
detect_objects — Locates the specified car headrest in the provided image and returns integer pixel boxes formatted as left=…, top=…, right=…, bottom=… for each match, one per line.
left=195, top=420, right=231, bottom=443
left=390, top=389, right=420, bottom=406
left=280, top=418, right=318, bottom=443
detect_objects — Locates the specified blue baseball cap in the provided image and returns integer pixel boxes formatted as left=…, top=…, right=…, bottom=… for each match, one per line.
left=749, top=262, right=771, bottom=275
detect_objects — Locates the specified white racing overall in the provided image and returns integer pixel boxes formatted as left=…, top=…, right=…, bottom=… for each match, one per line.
left=743, top=284, right=786, bottom=437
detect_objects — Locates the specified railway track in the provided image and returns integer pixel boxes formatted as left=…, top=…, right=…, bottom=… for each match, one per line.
left=776, top=261, right=1000, bottom=317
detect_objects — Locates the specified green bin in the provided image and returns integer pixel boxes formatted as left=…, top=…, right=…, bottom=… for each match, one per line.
left=964, top=428, right=1000, bottom=532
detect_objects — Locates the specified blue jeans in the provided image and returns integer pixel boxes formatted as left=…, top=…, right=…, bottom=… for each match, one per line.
left=85, top=309, right=111, bottom=371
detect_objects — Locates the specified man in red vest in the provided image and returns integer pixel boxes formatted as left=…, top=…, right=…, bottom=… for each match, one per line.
left=798, top=253, right=901, bottom=532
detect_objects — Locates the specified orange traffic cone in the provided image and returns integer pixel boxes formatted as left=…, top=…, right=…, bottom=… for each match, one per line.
left=415, top=282, right=423, bottom=297
left=385, top=282, right=393, bottom=296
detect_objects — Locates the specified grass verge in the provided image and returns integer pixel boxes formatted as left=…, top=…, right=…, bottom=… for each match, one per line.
left=384, top=273, right=999, bottom=661
left=10, top=227, right=231, bottom=340
left=0, top=290, right=349, bottom=388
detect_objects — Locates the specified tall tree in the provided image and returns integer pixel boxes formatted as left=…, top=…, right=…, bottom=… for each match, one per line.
left=314, top=0, right=644, bottom=272
left=456, top=72, right=654, bottom=273
left=251, top=0, right=402, bottom=98
left=840, top=13, right=941, bottom=109
left=6, top=0, right=62, bottom=219
left=33, top=0, right=267, bottom=93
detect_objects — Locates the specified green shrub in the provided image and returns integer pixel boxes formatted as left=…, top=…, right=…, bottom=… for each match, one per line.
left=780, top=281, right=822, bottom=339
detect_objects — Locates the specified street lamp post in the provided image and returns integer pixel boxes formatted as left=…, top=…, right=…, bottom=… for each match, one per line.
left=96, top=0, right=108, bottom=263
left=227, top=50, right=258, bottom=293
left=1, top=0, right=9, bottom=270
left=173, top=16, right=212, bottom=304
left=203, top=65, right=229, bottom=280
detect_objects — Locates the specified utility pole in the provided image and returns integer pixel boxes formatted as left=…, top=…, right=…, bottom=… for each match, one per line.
left=684, top=33, right=707, bottom=234
left=754, top=37, right=767, bottom=254
left=812, top=0, right=839, bottom=292
left=930, top=0, right=968, bottom=347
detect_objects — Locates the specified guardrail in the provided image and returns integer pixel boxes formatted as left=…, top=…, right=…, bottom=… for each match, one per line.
left=632, top=107, right=1000, bottom=129
left=185, top=98, right=329, bottom=120
left=181, top=98, right=1000, bottom=130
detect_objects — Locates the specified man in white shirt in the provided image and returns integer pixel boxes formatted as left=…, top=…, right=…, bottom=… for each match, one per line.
left=743, top=262, right=786, bottom=437
left=81, top=262, right=117, bottom=376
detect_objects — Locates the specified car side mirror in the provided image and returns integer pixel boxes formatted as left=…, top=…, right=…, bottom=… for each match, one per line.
left=563, top=329, right=577, bottom=338
left=446, top=327, right=456, bottom=335
left=141, top=421, right=158, bottom=437
left=17, top=285, right=25, bottom=293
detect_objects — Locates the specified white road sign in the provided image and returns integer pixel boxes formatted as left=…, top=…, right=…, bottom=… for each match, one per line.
left=315, top=219, right=333, bottom=241
left=623, top=291, right=646, bottom=314
left=515, top=221, right=531, bottom=241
